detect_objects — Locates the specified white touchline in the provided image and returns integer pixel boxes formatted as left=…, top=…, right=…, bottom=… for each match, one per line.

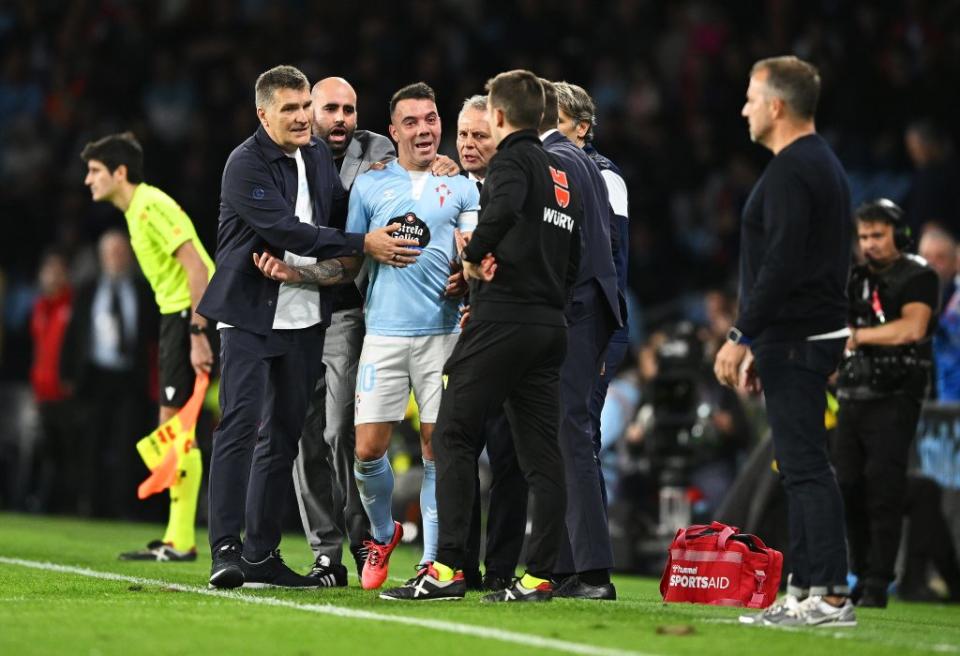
left=0, top=557, right=652, bottom=656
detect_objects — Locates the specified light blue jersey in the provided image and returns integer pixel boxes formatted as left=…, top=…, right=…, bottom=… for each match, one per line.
left=347, top=161, right=480, bottom=336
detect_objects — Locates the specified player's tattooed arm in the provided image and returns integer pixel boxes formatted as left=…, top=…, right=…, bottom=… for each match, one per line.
left=253, top=252, right=361, bottom=286
left=294, top=256, right=362, bottom=286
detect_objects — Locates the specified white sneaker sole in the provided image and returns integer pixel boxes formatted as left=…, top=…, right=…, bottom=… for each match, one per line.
left=241, top=582, right=322, bottom=589
left=379, top=594, right=463, bottom=601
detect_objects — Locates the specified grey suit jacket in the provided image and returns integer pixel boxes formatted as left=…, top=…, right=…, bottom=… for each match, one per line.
left=339, top=129, right=397, bottom=190
left=338, top=130, right=396, bottom=302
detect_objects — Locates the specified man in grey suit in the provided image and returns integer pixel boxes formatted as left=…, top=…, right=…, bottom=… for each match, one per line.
left=294, top=77, right=396, bottom=586
left=295, top=77, right=460, bottom=585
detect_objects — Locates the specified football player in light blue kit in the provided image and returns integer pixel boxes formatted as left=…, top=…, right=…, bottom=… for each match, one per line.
left=347, top=82, right=479, bottom=590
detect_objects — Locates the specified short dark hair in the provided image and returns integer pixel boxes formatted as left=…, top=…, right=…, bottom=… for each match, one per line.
left=389, top=82, right=436, bottom=118
left=485, top=70, right=544, bottom=130
left=537, top=78, right=560, bottom=133
left=255, top=65, right=309, bottom=108
left=854, top=198, right=904, bottom=227
left=751, top=56, right=821, bottom=120
left=80, top=132, right=144, bottom=183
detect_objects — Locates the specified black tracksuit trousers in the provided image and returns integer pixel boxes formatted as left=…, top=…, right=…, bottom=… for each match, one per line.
left=434, top=319, right=567, bottom=579
left=832, top=394, right=922, bottom=590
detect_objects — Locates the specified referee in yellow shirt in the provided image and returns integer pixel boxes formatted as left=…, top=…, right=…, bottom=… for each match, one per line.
left=82, top=132, right=214, bottom=561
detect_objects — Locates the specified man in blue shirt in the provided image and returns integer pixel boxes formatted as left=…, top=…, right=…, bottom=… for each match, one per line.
left=346, top=82, right=479, bottom=590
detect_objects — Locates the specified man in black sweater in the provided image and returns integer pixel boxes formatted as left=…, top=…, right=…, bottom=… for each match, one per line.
left=379, top=69, right=581, bottom=603
left=714, top=56, right=856, bottom=627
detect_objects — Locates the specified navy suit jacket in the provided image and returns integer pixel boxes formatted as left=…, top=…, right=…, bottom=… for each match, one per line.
left=198, top=126, right=365, bottom=335
left=542, top=131, right=622, bottom=327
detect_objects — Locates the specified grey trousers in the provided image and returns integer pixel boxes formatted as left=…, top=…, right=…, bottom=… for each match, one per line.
left=293, top=307, right=368, bottom=564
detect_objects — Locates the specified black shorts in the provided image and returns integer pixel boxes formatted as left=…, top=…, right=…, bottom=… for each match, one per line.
left=158, top=310, right=218, bottom=408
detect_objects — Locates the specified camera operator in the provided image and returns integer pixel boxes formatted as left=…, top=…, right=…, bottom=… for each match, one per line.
left=623, top=323, right=752, bottom=527
left=833, top=198, right=940, bottom=608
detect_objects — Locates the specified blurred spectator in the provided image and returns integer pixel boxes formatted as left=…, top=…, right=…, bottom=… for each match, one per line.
left=919, top=228, right=960, bottom=401
left=26, top=250, right=74, bottom=512
left=60, top=230, right=156, bottom=517
left=904, top=120, right=960, bottom=237
left=608, top=291, right=753, bottom=519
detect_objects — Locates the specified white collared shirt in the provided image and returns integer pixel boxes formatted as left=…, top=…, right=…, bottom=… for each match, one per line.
left=539, top=128, right=559, bottom=142
left=272, top=147, right=322, bottom=330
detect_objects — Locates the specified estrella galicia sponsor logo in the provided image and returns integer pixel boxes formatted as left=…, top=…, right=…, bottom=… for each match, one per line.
left=386, top=212, right=431, bottom=248
left=543, top=207, right=574, bottom=232
left=252, top=186, right=265, bottom=200
left=668, top=564, right=731, bottom=590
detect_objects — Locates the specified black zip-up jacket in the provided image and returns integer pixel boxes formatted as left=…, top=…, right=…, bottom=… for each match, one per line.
left=197, top=126, right=364, bottom=335
left=737, top=134, right=851, bottom=342
left=463, top=129, right=581, bottom=326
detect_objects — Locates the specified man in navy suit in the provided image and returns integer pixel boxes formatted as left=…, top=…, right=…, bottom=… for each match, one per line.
left=199, top=65, right=419, bottom=589
left=539, top=78, right=622, bottom=600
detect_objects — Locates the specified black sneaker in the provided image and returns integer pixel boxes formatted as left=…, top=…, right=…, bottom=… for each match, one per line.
left=856, top=588, right=888, bottom=608
left=380, top=563, right=466, bottom=601
left=481, top=573, right=513, bottom=592
left=481, top=577, right=553, bottom=603
left=120, top=540, right=197, bottom=562
left=553, top=575, right=617, bottom=600
left=308, top=555, right=348, bottom=588
left=209, top=542, right=244, bottom=589
left=241, top=550, right=321, bottom=588
left=349, top=540, right=370, bottom=580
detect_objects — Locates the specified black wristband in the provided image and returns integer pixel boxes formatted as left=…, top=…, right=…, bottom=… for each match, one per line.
left=189, top=323, right=206, bottom=336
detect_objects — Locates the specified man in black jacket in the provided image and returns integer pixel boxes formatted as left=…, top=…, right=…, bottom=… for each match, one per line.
left=379, top=69, right=581, bottom=603
left=716, top=56, right=855, bottom=627
left=198, top=65, right=418, bottom=589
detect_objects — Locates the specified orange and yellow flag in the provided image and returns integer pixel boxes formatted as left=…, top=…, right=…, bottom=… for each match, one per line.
left=136, top=372, right=209, bottom=499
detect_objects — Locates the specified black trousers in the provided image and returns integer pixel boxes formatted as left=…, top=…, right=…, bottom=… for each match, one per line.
left=832, top=393, right=921, bottom=589
left=901, top=475, right=960, bottom=597
left=76, top=366, right=149, bottom=519
left=554, top=296, right=616, bottom=575
left=434, top=320, right=567, bottom=579
left=753, top=337, right=849, bottom=595
left=208, top=325, right=325, bottom=560
left=588, top=338, right=629, bottom=507
left=464, top=409, right=529, bottom=580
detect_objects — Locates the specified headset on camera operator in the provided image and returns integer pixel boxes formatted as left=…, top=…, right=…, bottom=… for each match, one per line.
left=832, top=198, right=940, bottom=609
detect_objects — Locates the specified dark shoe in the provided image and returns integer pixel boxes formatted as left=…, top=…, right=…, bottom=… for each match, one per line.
left=481, top=577, right=553, bottom=603
left=481, top=573, right=513, bottom=592
left=380, top=563, right=466, bottom=601
left=849, top=584, right=863, bottom=605
left=308, top=555, right=348, bottom=588
left=349, top=538, right=371, bottom=580
left=464, top=568, right=483, bottom=591
left=242, top=550, right=321, bottom=588
left=554, top=575, right=617, bottom=600
left=120, top=540, right=197, bottom=562
left=856, top=588, right=888, bottom=608
left=898, top=585, right=942, bottom=603
left=209, top=542, right=244, bottom=589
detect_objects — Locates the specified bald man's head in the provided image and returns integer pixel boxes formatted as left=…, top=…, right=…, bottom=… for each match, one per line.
left=919, top=228, right=958, bottom=285
left=311, top=77, right=358, bottom=157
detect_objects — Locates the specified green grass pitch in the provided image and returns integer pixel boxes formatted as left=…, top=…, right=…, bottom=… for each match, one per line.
left=1, top=513, right=958, bottom=655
